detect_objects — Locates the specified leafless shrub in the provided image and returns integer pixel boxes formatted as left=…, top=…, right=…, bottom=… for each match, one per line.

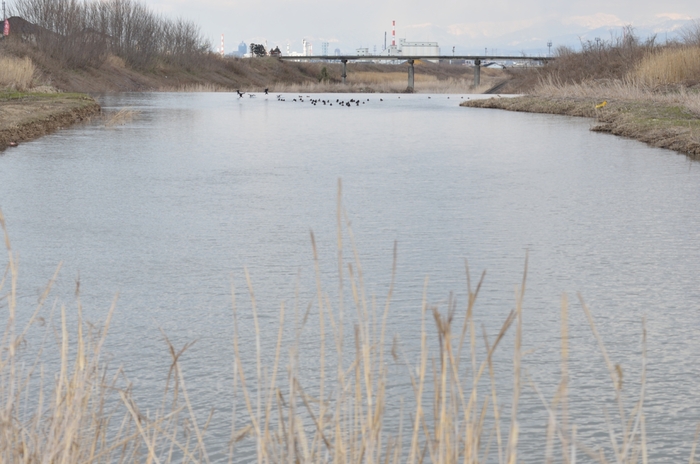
left=536, top=26, right=660, bottom=86
left=679, top=19, right=700, bottom=46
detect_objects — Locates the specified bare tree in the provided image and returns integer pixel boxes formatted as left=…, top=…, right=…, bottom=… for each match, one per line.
left=11, top=0, right=210, bottom=69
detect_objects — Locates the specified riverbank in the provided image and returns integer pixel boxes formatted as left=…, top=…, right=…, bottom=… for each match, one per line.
left=3, top=38, right=498, bottom=94
left=45, top=58, right=503, bottom=94
left=461, top=96, right=700, bottom=159
left=0, top=91, right=100, bottom=150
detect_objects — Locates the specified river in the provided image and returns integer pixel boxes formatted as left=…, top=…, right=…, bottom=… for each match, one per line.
left=1, top=92, right=699, bottom=462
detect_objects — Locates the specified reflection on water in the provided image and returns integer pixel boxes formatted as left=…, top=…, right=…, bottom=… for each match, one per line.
left=1, top=92, right=699, bottom=461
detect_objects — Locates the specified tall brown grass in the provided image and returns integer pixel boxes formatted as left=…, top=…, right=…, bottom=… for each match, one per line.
left=0, top=55, right=35, bottom=91
left=0, top=209, right=216, bottom=462
left=270, top=72, right=498, bottom=94
left=632, top=46, right=700, bottom=87
left=0, top=182, right=684, bottom=462
left=163, top=83, right=232, bottom=92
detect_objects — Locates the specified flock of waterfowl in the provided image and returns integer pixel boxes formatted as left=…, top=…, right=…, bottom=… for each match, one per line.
left=235, top=90, right=471, bottom=107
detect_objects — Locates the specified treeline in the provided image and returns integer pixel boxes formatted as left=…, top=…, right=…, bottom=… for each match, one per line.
left=10, top=0, right=211, bottom=69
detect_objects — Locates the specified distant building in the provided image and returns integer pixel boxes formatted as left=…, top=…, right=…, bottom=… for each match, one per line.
left=237, top=41, right=247, bottom=57
left=334, top=48, right=341, bottom=56
left=380, top=44, right=401, bottom=56
left=302, top=38, right=313, bottom=56
left=399, top=39, right=439, bottom=56
left=356, top=47, right=369, bottom=56
left=375, top=21, right=440, bottom=61
left=321, top=42, right=329, bottom=56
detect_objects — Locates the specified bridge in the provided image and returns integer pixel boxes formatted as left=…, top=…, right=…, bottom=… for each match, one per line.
left=278, top=55, right=553, bottom=91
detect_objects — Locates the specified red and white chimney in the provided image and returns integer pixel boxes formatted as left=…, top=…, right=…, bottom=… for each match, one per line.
left=392, top=20, right=396, bottom=47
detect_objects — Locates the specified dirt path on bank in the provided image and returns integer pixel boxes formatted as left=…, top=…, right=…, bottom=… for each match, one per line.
left=0, top=93, right=100, bottom=151
left=461, top=96, right=700, bottom=159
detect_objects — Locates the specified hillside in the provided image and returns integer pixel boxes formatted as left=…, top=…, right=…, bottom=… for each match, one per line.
left=1, top=16, right=503, bottom=94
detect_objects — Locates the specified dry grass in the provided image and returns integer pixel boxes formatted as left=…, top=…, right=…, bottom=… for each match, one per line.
left=160, top=83, right=233, bottom=92
left=0, top=182, right=687, bottom=462
left=270, top=71, right=497, bottom=94
left=0, top=55, right=35, bottom=91
left=533, top=76, right=700, bottom=117
left=0, top=209, right=217, bottom=462
left=104, top=108, right=139, bottom=127
left=632, top=46, right=700, bottom=87
left=102, top=54, right=127, bottom=69
left=352, top=71, right=439, bottom=84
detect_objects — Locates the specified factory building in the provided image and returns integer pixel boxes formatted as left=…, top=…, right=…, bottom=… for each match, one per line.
left=378, top=21, right=440, bottom=60
left=398, top=39, right=439, bottom=56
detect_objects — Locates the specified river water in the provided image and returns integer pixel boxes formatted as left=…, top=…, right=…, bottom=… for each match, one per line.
left=1, top=92, right=700, bottom=462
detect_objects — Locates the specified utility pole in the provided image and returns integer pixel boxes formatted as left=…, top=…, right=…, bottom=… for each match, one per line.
left=547, top=40, right=552, bottom=57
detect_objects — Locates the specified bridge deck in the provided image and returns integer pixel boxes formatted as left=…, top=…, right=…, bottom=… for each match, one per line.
left=275, top=55, right=552, bottom=90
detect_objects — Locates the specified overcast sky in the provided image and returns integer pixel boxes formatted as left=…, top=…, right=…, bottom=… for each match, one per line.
left=139, top=0, right=700, bottom=53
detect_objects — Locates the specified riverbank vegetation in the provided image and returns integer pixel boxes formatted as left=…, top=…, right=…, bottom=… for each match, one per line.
left=0, top=186, right=680, bottom=462
left=0, top=0, right=486, bottom=94
left=464, top=24, right=700, bottom=158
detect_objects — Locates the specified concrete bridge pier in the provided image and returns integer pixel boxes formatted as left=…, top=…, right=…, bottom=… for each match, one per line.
left=341, top=59, right=347, bottom=84
left=407, top=59, right=415, bottom=91
left=473, top=58, right=481, bottom=87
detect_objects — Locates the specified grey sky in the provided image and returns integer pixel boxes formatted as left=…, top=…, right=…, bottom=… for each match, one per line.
left=140, top=0, right=700, bottom=53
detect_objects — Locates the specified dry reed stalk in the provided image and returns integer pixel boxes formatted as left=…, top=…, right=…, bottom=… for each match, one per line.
left=0, top=56, right=35, bottom=91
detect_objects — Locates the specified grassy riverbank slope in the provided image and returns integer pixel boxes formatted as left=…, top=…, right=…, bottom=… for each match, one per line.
left=8, top=50, right=500, bottom=94
left=2, top=34, right=500, bottom=94
left=463, top=28, right=700, bottom=158
left=0, top=91, right=100, bottom=150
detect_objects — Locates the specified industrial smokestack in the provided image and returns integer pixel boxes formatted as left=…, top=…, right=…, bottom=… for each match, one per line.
left=392, top=20, right=395, bottom=47
left=220, top=34, right=225, bottom=57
